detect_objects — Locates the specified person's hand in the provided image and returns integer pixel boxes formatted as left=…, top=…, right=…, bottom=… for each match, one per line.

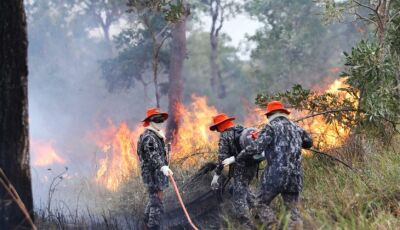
left=211, top=174, right=220, bottom=190
left=222, top=156, right=235, bottom=166
left=160, top=165, right=173, bottom=176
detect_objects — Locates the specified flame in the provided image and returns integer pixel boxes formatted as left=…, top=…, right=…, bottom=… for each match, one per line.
left=93, top=79, right=357, bottom=190
left=91, top=121, right=142, bottom=191
left=31, top=140, right=66, bottom=167
left=171, top=95, right=220, bottom=166
left=301, top=78, right=356, bottom=150
left=243, top=99, right=268, bottom=128
left=93, top=95, right=221, bottom=190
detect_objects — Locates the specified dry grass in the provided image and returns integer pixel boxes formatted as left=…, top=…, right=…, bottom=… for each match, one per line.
left=35, top=135, right=400, bottom=229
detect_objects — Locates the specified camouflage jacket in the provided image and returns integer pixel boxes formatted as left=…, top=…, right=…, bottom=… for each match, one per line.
left=215, top=126, right=258, bottom=181
left=137, top=129, right=169, bottom=192
left=253, top=116, right=312, bottom=192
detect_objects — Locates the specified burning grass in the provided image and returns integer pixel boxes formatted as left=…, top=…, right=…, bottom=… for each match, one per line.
left=34, top=133, right=400, bottom=229
left=34, top=79, right=399, bottom=229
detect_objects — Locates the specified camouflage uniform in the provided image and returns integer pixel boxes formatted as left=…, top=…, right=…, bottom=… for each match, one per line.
left=215, top=125, right=258, bottom=229
left=137, top=129, right=169, bottom=230
left=250, top=116, right=312, bottom=228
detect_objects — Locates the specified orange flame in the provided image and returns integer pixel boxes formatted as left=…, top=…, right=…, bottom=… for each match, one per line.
left=171, top=95, right=220, bottom=166
left=94, top=79, right=357, bottom=190
left=301, top=78, right=355, bottom=150
left=31, top=140, right=66, bottom=167
left=91, top=121, right=142, bottom=191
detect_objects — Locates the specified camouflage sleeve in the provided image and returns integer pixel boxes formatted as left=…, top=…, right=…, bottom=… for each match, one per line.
left=253, top=125, right=274, bottom=153
left=215, top=134, right=231, bottom=176
left=143, top=136, right=165, bottom=169
left=301, top=129, right=313, bottom=149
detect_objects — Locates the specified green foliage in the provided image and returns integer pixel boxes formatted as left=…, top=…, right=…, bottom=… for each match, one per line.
left=101, top=15, right=170, bottom=92
left=254, top=0, right=399, bottom=138
left=342, top=40, right=399, bottom=126
left=183, top=31, right=253, bottom=116
left=255, top=83, right=359, bottom=128
left=127, top=0, right=186, bottom=22
left=244, top=0, right=361, bottom=92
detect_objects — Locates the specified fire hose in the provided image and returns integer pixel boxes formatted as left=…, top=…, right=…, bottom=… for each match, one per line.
left=168, top=175, right=199, bottom=230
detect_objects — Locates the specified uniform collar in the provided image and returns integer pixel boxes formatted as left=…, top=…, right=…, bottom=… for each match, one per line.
left=146, top=126, right=166, bottom=140
left=268, top=112, right=288, bottom=123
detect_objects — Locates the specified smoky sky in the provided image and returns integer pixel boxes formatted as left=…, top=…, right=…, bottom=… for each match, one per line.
left=26, top=1, right=159, bottom=208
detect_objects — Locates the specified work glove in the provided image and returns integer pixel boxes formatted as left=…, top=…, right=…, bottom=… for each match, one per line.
left=211, top=174, right=220, bottom=190
left=222, top=156, right=235, bottom=166
left=160, top=165, right=173, bottom=176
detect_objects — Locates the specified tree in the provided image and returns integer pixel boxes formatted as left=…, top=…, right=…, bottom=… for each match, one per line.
left=104, top=0, right=188, bottom=141
left=0, top=0, right=34, bottom=229
left=197, top=0, right=239, bottom=99
left=256, top=0, right=400, bottom=142
left=183, top=30, right=252, bottom=117
left=101, top=12, right=170, bottom=106
left=322, top=0, right=400, bottom=129
left=80, top=0, right=127, bottom=54
left=245, top=0, right=361, bottom=92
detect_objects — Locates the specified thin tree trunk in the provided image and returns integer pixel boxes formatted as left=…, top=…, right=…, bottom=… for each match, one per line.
left=102, top=24, right=114, bottom=55
left=209, top=0, right=226, bottom=99
left=153, top=59, right=161, bottom=108
left=166, top=12, right=187, bottom=142
left=0, top=0, right=34, bottom=229
left=210, top=0, right=219, bottom=92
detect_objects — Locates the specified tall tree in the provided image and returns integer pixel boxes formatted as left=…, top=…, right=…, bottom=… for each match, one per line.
left=105, top=0, right=187, bottom=141
left=81, top=0, right=127, bottom=54
left=245, top=0, right=361, bottom=92
left=0, top=0, right=34, bottom=229
left=166, top=2, right=189, bottom=141
left=101, top=12, right=170, bottom=107
left=200, top=0, right=238, bottom=99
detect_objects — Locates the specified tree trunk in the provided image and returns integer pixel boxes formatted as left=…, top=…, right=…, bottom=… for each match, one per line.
left=210, top=21, right=218, bottom=92
left=166, top=13, right=187, bottom=142
left=101, top=23, right=114, bottom=55
left=210, top=34, right=219, bottom=92
left=209, top=0, right=226, bottom=99
left=0, top=0, right=34, bottom=229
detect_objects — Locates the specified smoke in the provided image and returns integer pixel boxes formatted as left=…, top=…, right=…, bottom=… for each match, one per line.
left=25, top=0, right=362, bottom=214
left=26, top=0, right=151, bottom=211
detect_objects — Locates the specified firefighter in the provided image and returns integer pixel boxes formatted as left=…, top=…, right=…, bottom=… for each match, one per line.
left=137, top=108, right=173, bottom=230
left=248, top=101, right=313, bottom=229
left=209, top=113, right=258, bottom=229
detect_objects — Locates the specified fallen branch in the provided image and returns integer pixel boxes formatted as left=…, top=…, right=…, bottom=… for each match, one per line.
left=309, top=148, right=354, bottom=171
left=174, top=151, right=212, bottom=165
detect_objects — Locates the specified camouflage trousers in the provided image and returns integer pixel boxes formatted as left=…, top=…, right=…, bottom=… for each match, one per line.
left=232, top=179, right=256, bottom=229
left=144, top=190, right=164, bottom=230
left=258, top=191, right=302, bottom=230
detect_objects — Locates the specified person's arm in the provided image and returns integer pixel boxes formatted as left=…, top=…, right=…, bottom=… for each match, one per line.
left=143, top=136, right=165, bottom=170
left=215, top=134, right=231, bottom=176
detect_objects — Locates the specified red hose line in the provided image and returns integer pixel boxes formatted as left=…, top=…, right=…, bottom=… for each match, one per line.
left=168, top=175, right=199, bottom=230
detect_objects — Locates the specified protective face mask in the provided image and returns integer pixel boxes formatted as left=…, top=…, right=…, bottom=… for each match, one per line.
left=150, top=121, right=163, bottom=131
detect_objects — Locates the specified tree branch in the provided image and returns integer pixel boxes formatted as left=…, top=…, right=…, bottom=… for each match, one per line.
left=354, top=0, right=377, bottom=13
left=355, top=12, right=378, bottom=25
left=309, top=149, right=354, bottom=170
left=155, top=23, right=171, bottom=44
left=215, top=0, right=224, bottom=37
left=294, top=108, right=360, bottom=122
left=389, top=10, right=400, bottom=23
